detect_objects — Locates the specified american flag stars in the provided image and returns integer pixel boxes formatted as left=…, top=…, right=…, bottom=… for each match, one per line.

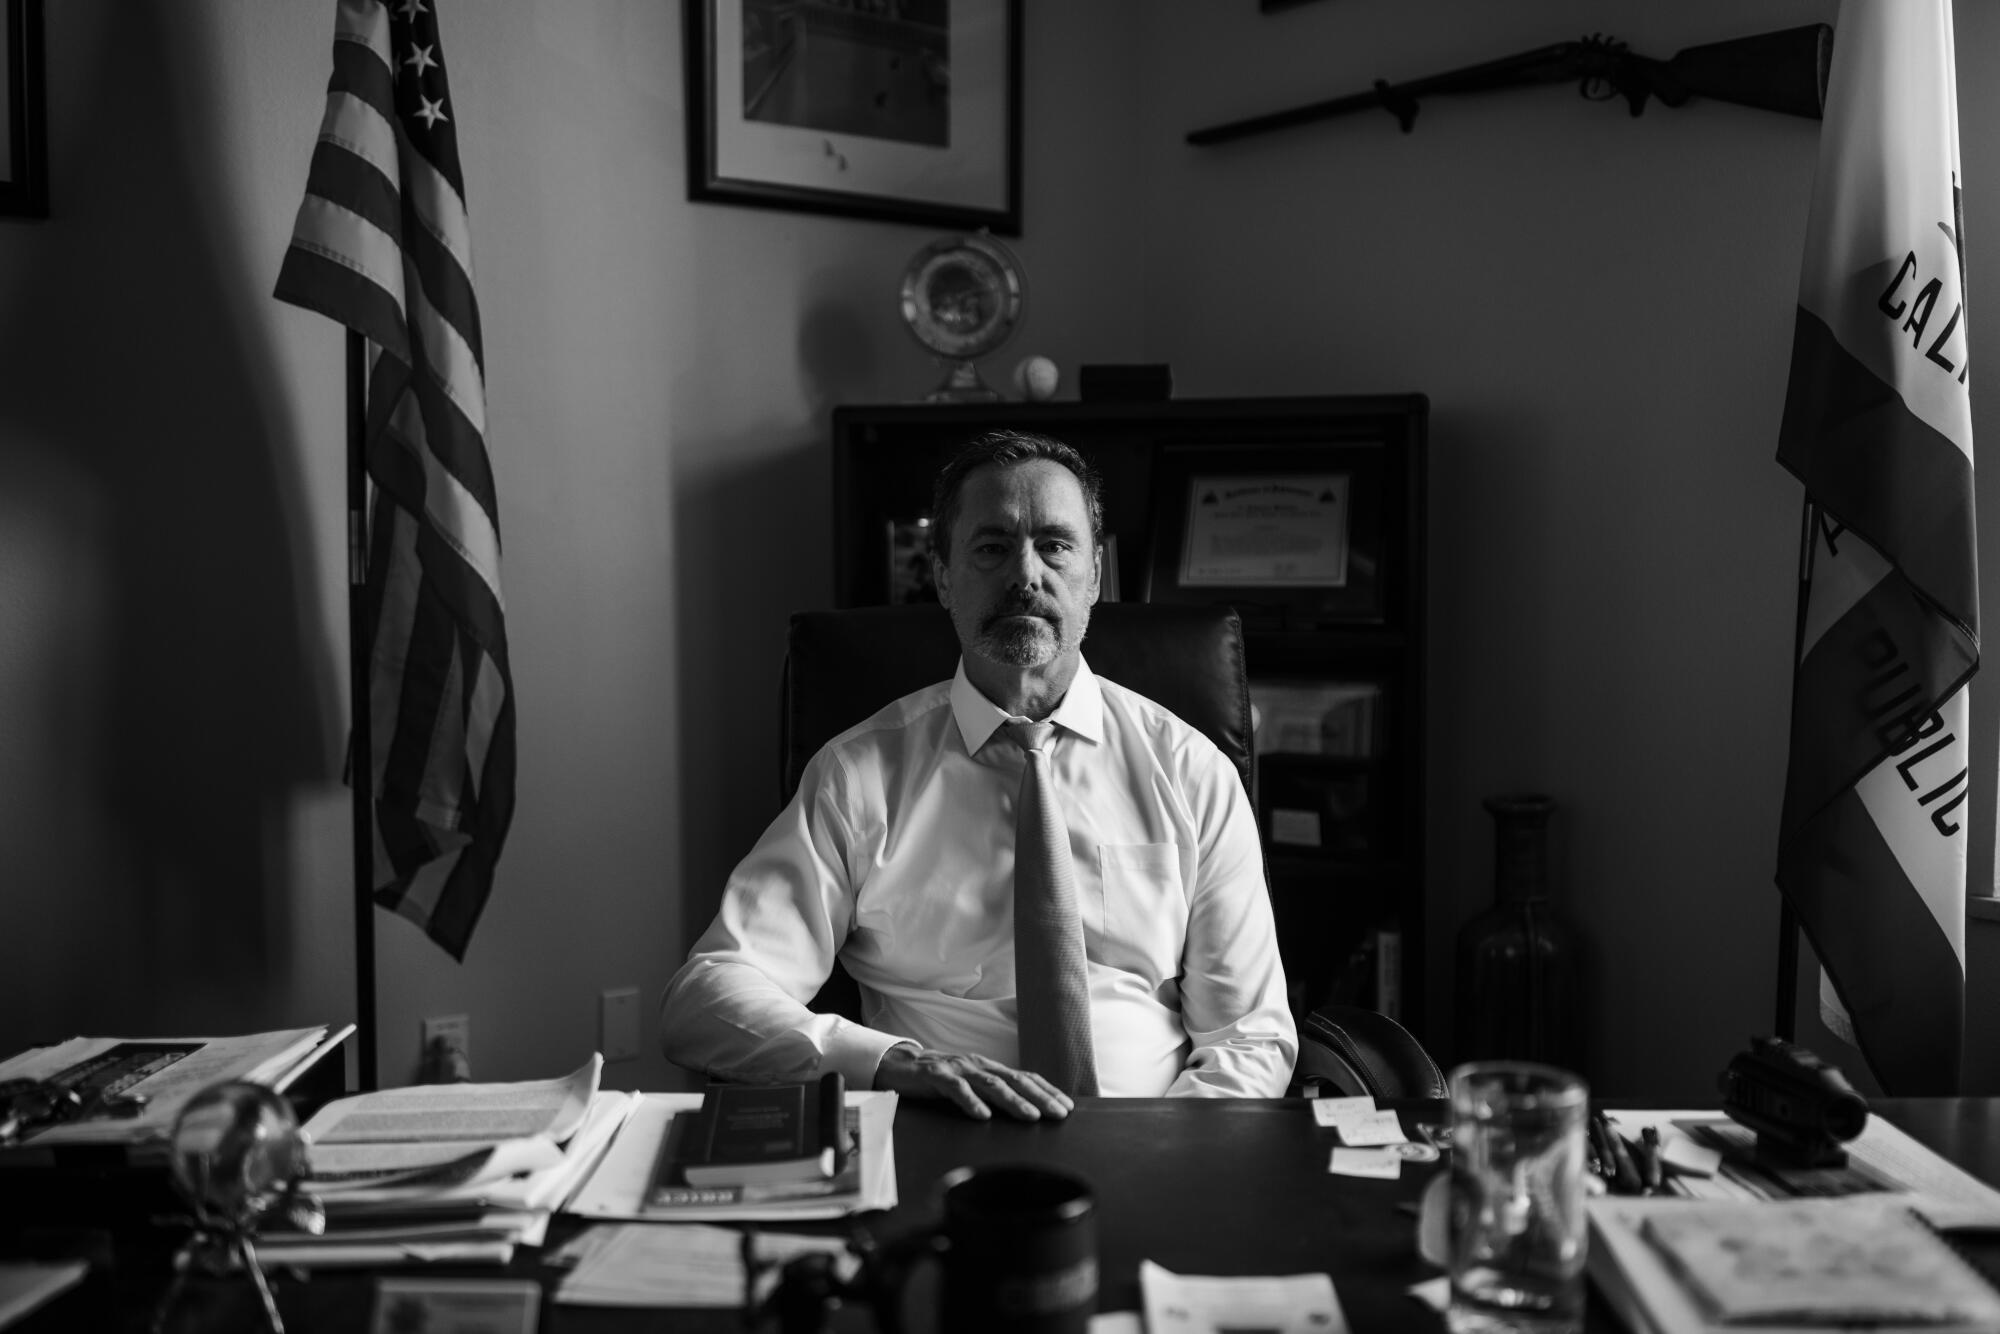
left=395, top=0, right=445, bottom=131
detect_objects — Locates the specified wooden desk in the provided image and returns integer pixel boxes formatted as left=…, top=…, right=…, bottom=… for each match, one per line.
left=30, top=1096, right=2000, bottom=1332
left=849, top=1097, right=1445, bottom=1327
left=526, top=1097, right=2000, bottom=1333
left=286, top=1096, right=1452, bottom=1334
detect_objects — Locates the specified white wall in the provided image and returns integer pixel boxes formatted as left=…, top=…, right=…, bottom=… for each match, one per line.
left=0, top=0, right=1146, bottom=1088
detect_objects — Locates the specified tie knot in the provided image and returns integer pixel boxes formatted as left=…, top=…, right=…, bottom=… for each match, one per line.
left=1004, top=720, right=1058, bottom=755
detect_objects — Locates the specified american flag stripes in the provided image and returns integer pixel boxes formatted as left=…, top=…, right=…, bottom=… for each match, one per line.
left=1776, top=0, right=1976, bottom=1093
left=276, top=0, right=515, bottom=960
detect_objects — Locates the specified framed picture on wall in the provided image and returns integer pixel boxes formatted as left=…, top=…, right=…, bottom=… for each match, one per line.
left=683, top=0, right=1021, bottom=234
left=1, top=0, right=48, bottom=219
left=1144, top=441, right=1391, bottom=626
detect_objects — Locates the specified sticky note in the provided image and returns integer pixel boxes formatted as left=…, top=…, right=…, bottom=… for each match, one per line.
left=1311, top=1096, right=1376, bottom=1126
left=1334, top=1110, right=1409, bottom=1146
left=1329, top=1147, right=1401, bottom=1179
left=1661, top=1137, right=1724, bottom=1178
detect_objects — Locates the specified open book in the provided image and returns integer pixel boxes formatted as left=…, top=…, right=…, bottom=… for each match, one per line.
left=1593, top=1195, right=2000, bottom=1334
left=302, top=1055, right=608, bottom=1203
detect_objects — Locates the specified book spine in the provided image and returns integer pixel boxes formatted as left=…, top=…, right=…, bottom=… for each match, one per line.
left=819, top=1071, right=846, bottom=1174
left=1374, top=927, right=1402, bottom=1020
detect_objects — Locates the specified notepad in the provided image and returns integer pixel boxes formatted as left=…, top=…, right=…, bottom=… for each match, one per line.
left=1641, top=1197, right=2000, bottom=1326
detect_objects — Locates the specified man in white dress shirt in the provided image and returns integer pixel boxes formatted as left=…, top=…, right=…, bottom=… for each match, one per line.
left=660, top=432, right=1297, bottom=1118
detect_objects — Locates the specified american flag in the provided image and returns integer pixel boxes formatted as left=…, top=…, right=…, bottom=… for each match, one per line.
left=1775, top=0, right=1976, bottom=1094
left=276, top=0, right=515, bottom=960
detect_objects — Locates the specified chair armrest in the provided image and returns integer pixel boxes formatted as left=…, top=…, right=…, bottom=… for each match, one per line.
left=1291, top=1004, right=1447, bottom=1100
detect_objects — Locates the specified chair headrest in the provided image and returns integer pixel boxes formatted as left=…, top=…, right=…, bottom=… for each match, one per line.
left=781, top=603, right=1252, bottom=802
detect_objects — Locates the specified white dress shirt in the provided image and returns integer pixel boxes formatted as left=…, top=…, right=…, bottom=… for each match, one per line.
left=660, top=658, right=1297, bottom=1096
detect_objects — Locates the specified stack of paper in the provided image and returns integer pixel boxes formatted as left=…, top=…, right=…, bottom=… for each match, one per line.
left=254, top=1056, right=636, bottom=1270
left=1600, top=1109, right=2000, bottom=1227
left=0, top=1026, right=351, bottom=1165
left=566, top=1092, right=898, bottom=1222
left=1592, top=1195, right=2000, bottom=1334
left=552, top=1223, right=856, bottom=1308
left=1139, top=1259, right=1349, bottom=1334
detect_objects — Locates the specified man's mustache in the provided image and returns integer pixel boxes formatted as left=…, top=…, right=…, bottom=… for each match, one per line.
left=983, top=596, right=1062, bottom=628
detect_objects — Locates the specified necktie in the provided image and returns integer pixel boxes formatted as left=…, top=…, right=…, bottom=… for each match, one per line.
left=1005, top=721, right=1099, bottom=1096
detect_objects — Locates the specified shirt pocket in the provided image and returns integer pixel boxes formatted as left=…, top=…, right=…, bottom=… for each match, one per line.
left=1096, top=842, right=1187, bottom=981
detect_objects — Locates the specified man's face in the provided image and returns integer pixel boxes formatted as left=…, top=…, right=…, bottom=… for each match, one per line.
left=935, top=459, right=1100, bottom=672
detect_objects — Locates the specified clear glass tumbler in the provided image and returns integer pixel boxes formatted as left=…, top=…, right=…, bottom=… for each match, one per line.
left=1446, top=1061, right=1589, bottom=1334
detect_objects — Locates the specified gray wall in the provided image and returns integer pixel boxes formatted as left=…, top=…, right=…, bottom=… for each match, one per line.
left=3, top=0, right=1995, bottom=1102
left=1138, top=0, right=2000, bottom=1100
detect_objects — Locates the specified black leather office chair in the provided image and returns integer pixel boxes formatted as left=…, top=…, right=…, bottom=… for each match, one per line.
left=1294, top=1005, right=1447, bottom=1100
left=778, top=602, right=1442, bottom=1100
left=781, top=602, right=1254, bottom=804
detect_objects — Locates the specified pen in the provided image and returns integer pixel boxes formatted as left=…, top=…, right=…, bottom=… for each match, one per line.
left=1597, top=1113, right=1643, bottom=1195
left=1585, top=1112, right=1612, bottom=1182
left=1637, top=1126, right=1665, bottom=1195
left=1586, top=1111, right=1624, bottom=1192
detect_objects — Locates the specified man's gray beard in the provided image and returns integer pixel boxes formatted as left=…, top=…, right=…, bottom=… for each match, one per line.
left=975, top=619, right=1061, bottom=667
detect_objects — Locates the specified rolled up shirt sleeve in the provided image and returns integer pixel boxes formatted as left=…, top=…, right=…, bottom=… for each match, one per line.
left=659, top=749, right=911, bottom=1089
left=1165, top=739, right=1298, bottom=1098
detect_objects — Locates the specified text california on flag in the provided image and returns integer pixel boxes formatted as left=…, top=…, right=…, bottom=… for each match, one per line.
left=1776, top=0, right=1975, bottom=1094
left=274, top=0, right=516, bottom=960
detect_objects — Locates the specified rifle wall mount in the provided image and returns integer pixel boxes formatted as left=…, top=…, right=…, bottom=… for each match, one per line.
left=1187, top=25, right=1832, bottom=147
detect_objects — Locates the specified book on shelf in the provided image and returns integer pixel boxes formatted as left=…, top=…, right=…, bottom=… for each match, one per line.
left=658, top=1073, right=849, bottom=1194
left=1371, top=926, right=1401, bottom=1021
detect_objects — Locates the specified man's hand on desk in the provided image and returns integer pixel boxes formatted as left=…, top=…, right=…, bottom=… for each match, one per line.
left=875, top=1044, right=1073, bottom=1121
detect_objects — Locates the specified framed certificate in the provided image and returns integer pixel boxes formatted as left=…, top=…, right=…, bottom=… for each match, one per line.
left=1145, top=441, right=1391, bottom=625
left=1179, top=474, right=1351, bottom=587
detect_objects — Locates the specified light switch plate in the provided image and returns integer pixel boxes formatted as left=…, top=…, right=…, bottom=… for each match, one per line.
left=600, top=987, right=641, bottom=1062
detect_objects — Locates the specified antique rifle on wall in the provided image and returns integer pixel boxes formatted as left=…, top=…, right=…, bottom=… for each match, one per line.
left=1186, top=25, right=1832, bottom=146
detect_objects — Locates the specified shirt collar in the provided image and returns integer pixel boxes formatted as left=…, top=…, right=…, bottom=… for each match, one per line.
left=950, top=656, right=1106, bottom=754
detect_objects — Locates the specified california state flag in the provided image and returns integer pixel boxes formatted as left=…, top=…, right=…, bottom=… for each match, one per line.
left=1777, top=0, right=1976, bottom=1094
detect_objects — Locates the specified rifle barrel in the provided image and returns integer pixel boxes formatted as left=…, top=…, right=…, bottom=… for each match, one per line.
left=1185, top=26, right=1829, bottom=146
left=1187, top=42, right=1587, bottom=146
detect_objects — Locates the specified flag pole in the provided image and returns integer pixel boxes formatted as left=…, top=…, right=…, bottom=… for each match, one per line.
left=346, top=330, right=379, bottom=1093
left=1774, top=498, right=1817, bottom=1043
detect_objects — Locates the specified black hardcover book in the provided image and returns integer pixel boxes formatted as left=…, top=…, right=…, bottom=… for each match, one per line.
left=669, top=1072, right=847, bottom=1189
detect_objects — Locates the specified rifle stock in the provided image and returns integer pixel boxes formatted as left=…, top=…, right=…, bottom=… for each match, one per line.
left=1186, top=25, right=1831, bottom=146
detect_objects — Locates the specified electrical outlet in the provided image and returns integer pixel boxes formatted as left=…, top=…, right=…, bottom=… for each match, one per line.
left=600, top=988, right=641, bottom=1062
left=422, top=1013, right=470, bottom=1065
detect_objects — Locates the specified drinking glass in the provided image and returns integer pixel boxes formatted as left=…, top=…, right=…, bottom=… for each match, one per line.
left=1446, top=1061, right=1589, bottom=1334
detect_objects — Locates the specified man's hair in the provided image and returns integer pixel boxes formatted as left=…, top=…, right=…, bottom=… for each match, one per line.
left=930, top=430, right=1105, bottom=562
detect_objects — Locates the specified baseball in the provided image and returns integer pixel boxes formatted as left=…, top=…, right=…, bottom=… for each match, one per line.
left=1012, top=354, right=1060, bottom=402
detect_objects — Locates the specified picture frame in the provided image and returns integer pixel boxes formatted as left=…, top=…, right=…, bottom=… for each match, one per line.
left=0, top=0, right=47, bottom=219
left=1144, top=441, right=1391, bottom=626
left=684, top=0, right=1021, bottom=234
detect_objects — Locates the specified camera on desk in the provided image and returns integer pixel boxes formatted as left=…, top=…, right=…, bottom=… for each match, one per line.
left=1718, top=1036, right=1869, bottom=1168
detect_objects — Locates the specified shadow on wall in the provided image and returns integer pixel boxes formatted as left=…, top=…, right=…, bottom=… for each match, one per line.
left=668, top=428, right=833, bottom=972
left=0, top=5, right=334, bottom=1051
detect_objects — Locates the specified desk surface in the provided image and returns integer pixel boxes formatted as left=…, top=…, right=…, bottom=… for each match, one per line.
left=534, top=1097, right=2000, bottom=1334
left=482, top=1097, right=1448, bottom=1334
left=29, top=1096, right=2000, bottom=1333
